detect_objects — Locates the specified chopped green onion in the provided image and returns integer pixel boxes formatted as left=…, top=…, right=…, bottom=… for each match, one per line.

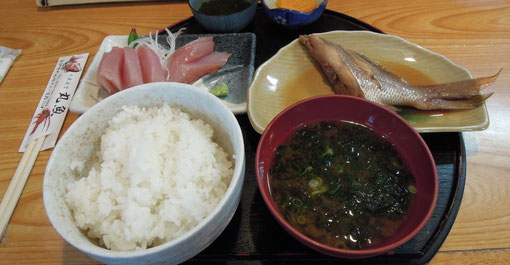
left=292, top=198, right=303, bottom=207
left=299, top=165, right=313, bottom=176
left=297, top=215, right=306, bottom=225
left=408, top=185, right=417, bottom=194
left=311, top=190, right=322, bottom=196
left=328, top=184, right=341, bottom=195
left=321, top=147, right=334, bottom=157
left=311, top=186, right=329, bottom=196
left=334, top=240, right=347, bottom=249
left=276, top=146, right=289, bottom=156
left=337, top=164, right=345, bottom=173
left=308, top=177, right=322, bottom=190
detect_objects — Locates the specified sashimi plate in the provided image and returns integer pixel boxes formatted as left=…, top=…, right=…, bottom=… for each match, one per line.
left=70, top=33, right=256, bottom=114
left=247, top=30, right=490, bottom=133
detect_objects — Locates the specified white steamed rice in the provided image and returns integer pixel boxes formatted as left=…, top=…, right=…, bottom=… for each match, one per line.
left=65, top=104, right=233, bottom=251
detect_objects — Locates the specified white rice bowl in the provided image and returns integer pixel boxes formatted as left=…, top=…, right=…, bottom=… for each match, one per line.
left=43, top=83, right=245, bottom=265
left=65, top=104, right=233, bottom=251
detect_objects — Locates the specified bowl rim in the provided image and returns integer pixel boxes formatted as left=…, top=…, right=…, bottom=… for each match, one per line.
left=43, top=82, right=246, bottom=259
left=255, top=94, right=438, bottom=257
left=188, top=0, right=258, bottom=17
left=261, top=0, right=328, bottom=14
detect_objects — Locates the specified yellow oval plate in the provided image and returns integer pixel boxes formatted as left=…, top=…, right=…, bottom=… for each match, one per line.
left=247, top=30, right=489, bottom=134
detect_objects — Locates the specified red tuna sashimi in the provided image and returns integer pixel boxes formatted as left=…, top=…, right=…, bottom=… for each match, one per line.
left=169, top=52, right=232, bottom=84
left=171, top=36, right=214, bottom=64
left=122, top=47, right=143, bottom=89
left=168, top=36, right=214, bottom=80
left=96, top=47, right=124, bottom=94
left=137, top=45, right=167, bottom=83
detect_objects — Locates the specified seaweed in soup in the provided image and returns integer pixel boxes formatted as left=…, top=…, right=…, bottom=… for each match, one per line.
left=269, top=121, right=416, bottom=250
left=198, top=0, right=253, bottom=15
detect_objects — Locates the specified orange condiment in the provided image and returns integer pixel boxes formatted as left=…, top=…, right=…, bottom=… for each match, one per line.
left=275, top=0, right=318, bottom=13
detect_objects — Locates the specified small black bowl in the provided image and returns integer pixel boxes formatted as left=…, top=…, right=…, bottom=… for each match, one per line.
left=188, top=0, right=257, bottom=33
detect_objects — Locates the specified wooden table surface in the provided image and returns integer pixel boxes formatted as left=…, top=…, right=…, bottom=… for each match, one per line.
left=0, top=0, right=509, bottom=264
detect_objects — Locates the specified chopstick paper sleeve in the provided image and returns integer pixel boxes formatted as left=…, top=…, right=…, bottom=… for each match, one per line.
left=19, top=53, right=89, bottom=152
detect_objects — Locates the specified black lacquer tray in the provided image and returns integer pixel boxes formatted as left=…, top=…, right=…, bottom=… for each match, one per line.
left=167, top=6, right=465, bottom=265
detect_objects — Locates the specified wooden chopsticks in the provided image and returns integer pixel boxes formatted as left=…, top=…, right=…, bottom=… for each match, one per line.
left=0, top=136, right=45, bottom=238
left=36, top=0, right=154, bottom=7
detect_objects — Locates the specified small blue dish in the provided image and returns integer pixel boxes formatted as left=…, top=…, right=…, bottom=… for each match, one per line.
left=189, top=0, right=257, bottom=33
left=261, top=0, right=328, bottom=28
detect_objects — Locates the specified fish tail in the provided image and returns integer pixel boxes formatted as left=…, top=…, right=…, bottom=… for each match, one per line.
left=417, top=69, right=501, bottom=99
left=415, top=92, right=494, bottom=110
left=409, top=70, right=500, bottom=110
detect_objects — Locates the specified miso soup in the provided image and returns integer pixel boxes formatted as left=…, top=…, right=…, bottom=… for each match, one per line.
left=269, top=121, right=416, bottom=250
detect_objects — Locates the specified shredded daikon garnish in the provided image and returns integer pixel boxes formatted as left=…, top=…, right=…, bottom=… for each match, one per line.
left=129, top=28, right=185, bottom=79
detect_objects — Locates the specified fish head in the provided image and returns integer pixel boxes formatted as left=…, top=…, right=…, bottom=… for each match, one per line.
left=299, top=35, right=365, bottom=98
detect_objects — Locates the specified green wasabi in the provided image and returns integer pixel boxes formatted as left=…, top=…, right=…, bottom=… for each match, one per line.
left=209, top=83, right=229, bottom=97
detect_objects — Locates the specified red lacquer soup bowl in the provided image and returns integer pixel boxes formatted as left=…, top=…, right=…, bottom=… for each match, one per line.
left=255, top=95, right=438, bottom=258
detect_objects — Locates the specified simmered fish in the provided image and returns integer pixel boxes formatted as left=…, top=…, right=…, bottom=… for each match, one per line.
left=299, top=35, right=499, bottom=110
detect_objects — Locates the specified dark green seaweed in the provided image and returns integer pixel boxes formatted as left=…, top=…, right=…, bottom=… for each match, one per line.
left=269, top=121, right=415, bottom=250
left=198, top=0, right=253, bottom=16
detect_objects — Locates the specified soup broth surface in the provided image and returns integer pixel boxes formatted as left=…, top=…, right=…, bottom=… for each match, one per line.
left=269, top=121, right=416, bottom=250
left=198, top=0, right=253, bottom=15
